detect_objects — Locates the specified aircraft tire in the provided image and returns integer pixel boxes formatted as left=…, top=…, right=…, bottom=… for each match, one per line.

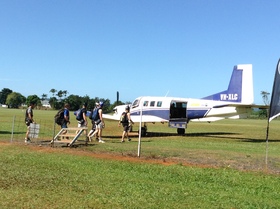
left=177, top=128, right=185, bottom=135
left=139, top=127, right=147, bottom=137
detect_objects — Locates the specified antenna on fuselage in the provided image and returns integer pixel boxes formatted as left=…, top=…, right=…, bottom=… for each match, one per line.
left=165, top=90, right=170, bottom=97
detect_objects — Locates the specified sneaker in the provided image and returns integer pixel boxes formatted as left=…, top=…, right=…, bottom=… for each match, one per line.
left=121, top=140, right=125, bottom=143
left=128, top=138, right=131, bottom=142
left=25, top=138, right=31, bottom=143
left=99, top=139, right=105, bottom=143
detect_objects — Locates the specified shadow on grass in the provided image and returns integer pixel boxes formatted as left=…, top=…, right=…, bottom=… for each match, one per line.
left=101, top=132, right=242, bottom=145
left=38, top=140, right=100, bottom=148
left=104, top=131, right=238, bottom=138
left=0, top=131, right=12, bottom=134
left=137, top=131, right=280, bottom=143
left=201, top=133, right=280, bottom=143
left=0, top=131, right=25, bottom=135
left=229, top=137, right=280, bottom=143
left=146, top=131, right=240, bottom=138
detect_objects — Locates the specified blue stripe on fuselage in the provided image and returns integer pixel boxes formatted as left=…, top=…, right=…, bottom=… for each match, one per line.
left=187, top=109, right=209, bottom=119
left=130, top=109, right=170, bottom=120
left=130, top=108, right=209, bottom=120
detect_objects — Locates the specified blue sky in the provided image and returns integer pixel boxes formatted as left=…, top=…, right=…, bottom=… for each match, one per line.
left=0, top=0, right=279, bottom=104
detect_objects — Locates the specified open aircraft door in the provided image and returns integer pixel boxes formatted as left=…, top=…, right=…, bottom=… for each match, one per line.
left=169, top=100, right=188, bottom=135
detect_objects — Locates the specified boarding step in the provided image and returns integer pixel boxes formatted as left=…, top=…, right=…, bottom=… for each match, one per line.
left=168, top=119, right=187, bottom=129
left=50, top=127, right=88, bottom=147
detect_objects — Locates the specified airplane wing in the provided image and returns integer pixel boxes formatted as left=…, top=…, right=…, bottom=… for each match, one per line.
left=191, top=114, right=249, bottom=122
left=102, top=113, right=121, bottom=121
left=213, top=104, right=269, bottom=109
left=192, top=103, right=268, bottom=123
left=191, top=117, right=225, bottom=122
left=102, top=104, right=127, bottom=121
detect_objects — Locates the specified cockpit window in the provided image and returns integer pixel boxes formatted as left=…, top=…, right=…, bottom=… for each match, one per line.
left=132, top=99, right=139, bottom=108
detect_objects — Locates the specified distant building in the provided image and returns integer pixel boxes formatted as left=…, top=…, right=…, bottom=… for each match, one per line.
left=41, top=99, right=51, bottom=108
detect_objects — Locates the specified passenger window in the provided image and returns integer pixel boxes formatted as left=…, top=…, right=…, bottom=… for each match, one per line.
left=143, top=101, right=149, bottom=106
left=150, top=101, right=155, bottom=107
left=157, top=101, right=162, bottom=107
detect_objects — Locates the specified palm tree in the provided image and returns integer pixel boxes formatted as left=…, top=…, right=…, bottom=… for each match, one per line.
left=62, top=90, right=68, bottom=99
left=50, top=89, right=57, bottom=97
left=261, top=91, right=270, bottom=105
left=56, top=90, right=64, bottom=100
left=41, top=93, right=48, bottom=101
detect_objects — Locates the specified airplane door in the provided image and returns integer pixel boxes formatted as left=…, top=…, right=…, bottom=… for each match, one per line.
left=169, top=101, right=187, bottom=120
left=169, top=101, right=188, bottom=134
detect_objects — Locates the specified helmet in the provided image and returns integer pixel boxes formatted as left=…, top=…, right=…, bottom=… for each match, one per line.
left=99, top=101, right=104, bottom=107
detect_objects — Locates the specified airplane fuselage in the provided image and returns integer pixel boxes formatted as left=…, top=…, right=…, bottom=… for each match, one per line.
left=103, top=64, right=256, bottom=135
left=129, top=96, right=251, bottom=123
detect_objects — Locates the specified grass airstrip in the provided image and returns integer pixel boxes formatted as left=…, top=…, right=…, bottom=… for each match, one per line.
left=0, top=107, right=280, bottom=208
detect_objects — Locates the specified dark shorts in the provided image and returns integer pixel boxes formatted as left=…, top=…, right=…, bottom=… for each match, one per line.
left=77, top=120, right=86, bottom=127
left=25, top=118, right=32, bottom=126
left=123, top=124, right=130, bottom=132
left=61, top=122, right=68, bottom=128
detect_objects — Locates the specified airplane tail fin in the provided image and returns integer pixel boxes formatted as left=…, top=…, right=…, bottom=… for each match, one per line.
left=202, top=64, right=254, bottom=104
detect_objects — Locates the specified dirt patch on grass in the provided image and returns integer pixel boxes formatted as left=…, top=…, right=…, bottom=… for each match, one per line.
left=0, top=141, right=277, bottom=174
left=0, top=141, right=214, bottom=168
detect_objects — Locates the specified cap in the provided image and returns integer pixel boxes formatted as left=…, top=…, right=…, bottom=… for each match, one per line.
left=99, top=101, right=104, bottom=107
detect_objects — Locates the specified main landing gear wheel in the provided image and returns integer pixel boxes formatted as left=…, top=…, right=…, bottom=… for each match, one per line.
left=139, top=127, right=147, bottom=137
left=177, top=128, right=185, bottom=135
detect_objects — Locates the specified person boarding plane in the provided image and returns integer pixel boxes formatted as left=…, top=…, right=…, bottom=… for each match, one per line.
left=103, top=64, right=263, bottom=136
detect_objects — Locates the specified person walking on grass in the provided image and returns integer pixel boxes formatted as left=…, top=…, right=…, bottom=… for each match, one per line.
left=76, top=103, right=88, bottom=134
left=25, top=102, right=35, bottom=143
left=88, top=102, right=105, bottom=143
left=61, top=103, right=70, bottom=137
left=87, top=102, right=99, bottom=142
left=118, top=105, right=134, bottom=143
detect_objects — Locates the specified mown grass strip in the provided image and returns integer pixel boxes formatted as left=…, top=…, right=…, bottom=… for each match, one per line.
left=0, top=144, right=279, bottom=209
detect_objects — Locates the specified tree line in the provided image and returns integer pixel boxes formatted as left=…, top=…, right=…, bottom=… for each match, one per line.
left=0, top=88, right=271, bottom=117
left=0, top=88, right=125, bottom=113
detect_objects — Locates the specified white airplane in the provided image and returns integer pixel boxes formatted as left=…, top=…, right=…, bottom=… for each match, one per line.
left=103, top=64, right=262, bottom=136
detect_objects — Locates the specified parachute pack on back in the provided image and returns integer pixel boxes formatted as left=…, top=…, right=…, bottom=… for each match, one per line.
left=89, top=108, right=99, bottom=121
left=54, top=109, right=64, bottom=125
left=120, top=112, right=128, bottom=123
left=76, top=109, right=83, bottom=121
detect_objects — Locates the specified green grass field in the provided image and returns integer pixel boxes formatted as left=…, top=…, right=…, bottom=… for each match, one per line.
left=1, top=107, right=280, bottom=208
